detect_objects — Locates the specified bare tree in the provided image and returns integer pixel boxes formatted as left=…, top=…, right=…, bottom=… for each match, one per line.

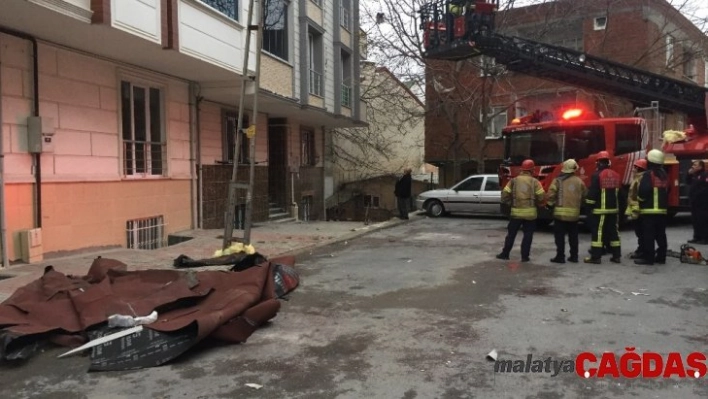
left=361, top=0, right=707, bottom=183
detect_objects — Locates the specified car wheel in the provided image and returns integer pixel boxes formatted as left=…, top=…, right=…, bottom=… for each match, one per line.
left=427, top=200, right=445, bottom=217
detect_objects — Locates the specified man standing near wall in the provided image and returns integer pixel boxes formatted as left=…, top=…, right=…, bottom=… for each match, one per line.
left=687, top=160, right=708, bottom=244
left=394, top=168, right=413, bottom=220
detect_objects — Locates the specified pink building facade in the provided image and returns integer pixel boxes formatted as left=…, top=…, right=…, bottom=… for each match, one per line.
left=0, top=0, right=364, bottom=263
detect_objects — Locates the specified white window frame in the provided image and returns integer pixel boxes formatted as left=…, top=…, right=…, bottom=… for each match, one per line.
left=666, top=35, right=675, bottom=66
left=120, top=79, right=167, bottom=178
left=704, top=59, right=708, bottom=88
left=684, top=52, right=697, bottom=81
left=593, top=16, right=607, bottom=30
left=482, top=106, right=508, bottom=139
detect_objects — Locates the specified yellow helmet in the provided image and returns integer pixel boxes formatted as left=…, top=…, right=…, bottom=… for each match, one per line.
left=647, top=149, right=665, bottom=164
left=561, top=159, right=578, bottom=173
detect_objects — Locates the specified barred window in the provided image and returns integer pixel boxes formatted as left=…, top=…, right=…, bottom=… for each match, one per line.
left=263, top=0, right=289, bottom=60
left=121, top=81, right=165, bottom=176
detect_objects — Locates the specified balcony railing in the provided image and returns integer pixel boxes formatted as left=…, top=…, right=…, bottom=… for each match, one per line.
left=341, top=84, right=352, bottom=108
left=200, top=0, right=238, bottom=20
left=309, top=70, right=323, bottom=96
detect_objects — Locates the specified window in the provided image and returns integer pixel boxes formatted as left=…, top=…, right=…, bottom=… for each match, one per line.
left=683, top=52, right=697, bottom=81
left=504, top=126, right=605, bottom=166
left=666, top=35, right=675, bottom=66
left=455, top=176, right=483, bottom=191
left=593, top=16, right=607, bottom=30
left=301, top=130, right=316, bottom=166
left=341, top=50, right=352, bottom=107
left=199, top=0, right=238, bottom=20
left=340, top=0, right=351, bottom=30
left=479, top=56, right=498, bottom=77
left=308, top=30, right=324, bottom=96
left=223, top=112, right=250, bottom=164
left=121, top=81, right=165, bottom=176
left=482, top=106, right=508, bottom=139
left=363, top=195, right=380, bottom=208
left=263, top=0, right=289, bottom=60
left=484, top=176, right=500, bottom=191
left=614, top=123, right=642, bottom=155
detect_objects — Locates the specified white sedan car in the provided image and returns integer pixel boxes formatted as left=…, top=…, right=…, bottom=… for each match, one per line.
left=416, top=174, right=502, bottom=217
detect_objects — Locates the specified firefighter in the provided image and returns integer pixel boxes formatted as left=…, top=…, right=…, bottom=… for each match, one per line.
left=634, top=149, right=669, bottom=265
left=496, top=159, right=545, bottom=262
left=546, top=159, right=587, bottom=263
left=584, top=151, right=622, bottom=264
left=626, top=158, right=648, bottom=259
left=687, top=160, right=708, bottom=244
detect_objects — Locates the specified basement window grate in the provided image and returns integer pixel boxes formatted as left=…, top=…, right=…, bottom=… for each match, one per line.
left=126, top=216, right=166, bottom=250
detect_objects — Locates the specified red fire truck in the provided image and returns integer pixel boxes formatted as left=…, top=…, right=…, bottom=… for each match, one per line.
left=419, top=0, right=708, bottom=222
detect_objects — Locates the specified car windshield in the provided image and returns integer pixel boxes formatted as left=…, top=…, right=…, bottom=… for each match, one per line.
left=504, top=126, right=605, bottom=166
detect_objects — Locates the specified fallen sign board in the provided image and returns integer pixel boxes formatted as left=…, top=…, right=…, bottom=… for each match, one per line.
left=88, top=322, right=199, bottom=371
left=58, top=326, right=144, bottom=359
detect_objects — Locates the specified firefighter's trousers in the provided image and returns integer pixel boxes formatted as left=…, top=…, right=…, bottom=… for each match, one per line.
left=553, top=220, right=579, bottom=260
left=588, top=213, right=620, bottom=259
left=501, top=218, right=536, bottom=259
left=640, top=214, right=667, bottom=263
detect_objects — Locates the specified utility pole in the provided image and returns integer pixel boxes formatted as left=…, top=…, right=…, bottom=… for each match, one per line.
left=243, top=1, right=264, bottom=245
left=222, top=0, right=263, bottom=250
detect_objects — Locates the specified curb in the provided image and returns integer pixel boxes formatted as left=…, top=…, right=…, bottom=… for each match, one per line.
left=270, top=216, right=420, bottom=260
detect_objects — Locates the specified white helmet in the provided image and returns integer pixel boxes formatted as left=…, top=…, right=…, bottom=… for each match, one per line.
left=647, top=149, right=665, bottom=164
left=561, top=159, right=578, bottom=173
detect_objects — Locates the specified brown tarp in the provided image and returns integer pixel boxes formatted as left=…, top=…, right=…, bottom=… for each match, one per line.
left=0, top=255, right=298, bottom=358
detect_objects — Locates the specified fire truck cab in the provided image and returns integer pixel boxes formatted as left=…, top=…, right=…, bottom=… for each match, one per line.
left=499, top=108, right=686, bottom=222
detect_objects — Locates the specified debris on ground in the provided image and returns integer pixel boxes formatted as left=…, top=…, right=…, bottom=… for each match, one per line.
left=0, top=255, right=299, bottom=371
left=486, top=349, right=498, bottom=361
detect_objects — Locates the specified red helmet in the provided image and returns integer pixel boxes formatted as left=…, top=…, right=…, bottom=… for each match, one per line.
left=633, top=159, right=647, bottom=170
left=596, top=151, right=610, bottom=160
left=521, top=159, right=535, bottom=171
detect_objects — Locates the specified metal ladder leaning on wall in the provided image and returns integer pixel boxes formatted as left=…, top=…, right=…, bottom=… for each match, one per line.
left=222, top=0, right=264, bottom=250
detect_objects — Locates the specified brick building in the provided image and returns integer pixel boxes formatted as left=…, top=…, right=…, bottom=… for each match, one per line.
left=0, top=0, right=364, bottom=263
left=425, top=0, right=708, bottom=187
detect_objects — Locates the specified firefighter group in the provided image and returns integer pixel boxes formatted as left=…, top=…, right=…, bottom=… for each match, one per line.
left=495, top=149, right=708, bottom=265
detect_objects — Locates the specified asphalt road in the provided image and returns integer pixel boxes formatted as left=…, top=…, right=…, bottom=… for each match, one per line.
left=1, top=214, right=708, bottom=399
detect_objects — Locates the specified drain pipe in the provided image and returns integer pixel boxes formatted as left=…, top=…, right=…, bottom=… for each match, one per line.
left=0, top=43, right=8, bottom=268
left=196, top=95, right=204, bottom=229
left=0, top=28, right=41, bottom=230
left=188, top=82, right=198, bottom=230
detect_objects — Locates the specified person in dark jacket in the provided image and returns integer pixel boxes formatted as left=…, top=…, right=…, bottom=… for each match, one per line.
left=584, top=151, right=622, bottom=264
left=634, top=149, right=669, bottom=265
left=394, top=168, right=413, bottom=219
left=687, top=160, right=708, bottom=244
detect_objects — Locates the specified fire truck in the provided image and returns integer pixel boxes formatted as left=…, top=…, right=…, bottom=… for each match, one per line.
left=419, top=0, right=708, bottom=222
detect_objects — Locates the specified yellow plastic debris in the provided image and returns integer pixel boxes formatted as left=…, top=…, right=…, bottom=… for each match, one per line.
left=662, top=130, right=686, bottom=143
left=213, top=243, right=256, bottom=257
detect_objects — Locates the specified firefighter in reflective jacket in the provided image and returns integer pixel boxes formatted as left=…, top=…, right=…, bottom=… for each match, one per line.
left=496, top=159, right=545, bottom=262
left=546, top=159, right=588, bottom=264
left=584, top=151, right=622, bottom=264
left=626, top=158, right=647, bottom=259
left=634, top=149, right=669, bottom=265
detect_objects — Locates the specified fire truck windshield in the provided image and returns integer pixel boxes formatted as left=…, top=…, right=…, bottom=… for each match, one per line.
left=504, top=126, right=606, bottom=166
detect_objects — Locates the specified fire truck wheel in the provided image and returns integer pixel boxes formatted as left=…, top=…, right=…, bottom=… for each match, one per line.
left=427, top=200, right=445, bottom=217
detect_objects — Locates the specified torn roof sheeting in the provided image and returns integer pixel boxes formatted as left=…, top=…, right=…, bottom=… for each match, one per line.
left=0, top=256, right=299, bottom=370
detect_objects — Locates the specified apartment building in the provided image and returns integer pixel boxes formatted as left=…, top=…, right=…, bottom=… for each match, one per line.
left=425, top=0, right=708, bottom=186
left=0, top=0, right=363, bottom=263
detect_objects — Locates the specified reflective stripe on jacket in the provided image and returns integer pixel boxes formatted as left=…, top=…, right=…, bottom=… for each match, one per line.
left=625, top=171, right=644, bottom=218
left=546, top=174, right=587, bottom=221
left=638, top=167, right=668, bottom=215
left=585, top=167, right=621, bottom=215
left=502, top=173, right=545, bottom=220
